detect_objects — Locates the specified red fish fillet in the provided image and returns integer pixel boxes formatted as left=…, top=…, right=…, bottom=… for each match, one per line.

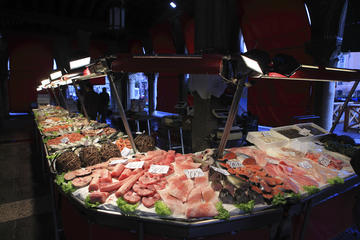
left=110, top=164, right=125, bottom=178
left=185, top=202, right=218, bottom=218
left=115, top=171, right=144, bottom=197
left=89, top=191, right=109, bottom=204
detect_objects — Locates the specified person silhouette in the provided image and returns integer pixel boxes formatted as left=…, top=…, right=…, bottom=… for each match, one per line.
left=98, top=87, right=110, bottom=123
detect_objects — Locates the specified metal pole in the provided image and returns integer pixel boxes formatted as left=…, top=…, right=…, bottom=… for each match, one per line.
left=216, top=77, right=246, bottom=159
left=50, top=88, right=61, bottom=106
left=71, top=80, right=90, bottom=121
left=58, top=86, right=70, bottom=111
left=330, top=79, right=360, bottom=133
left=107, top=72, right=137, bottom=152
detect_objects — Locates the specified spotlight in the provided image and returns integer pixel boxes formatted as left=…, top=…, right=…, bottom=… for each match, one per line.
left=41, top=79, right=50, bottom=85
left=69, top=57, right=91, bottom=70
left=50, top=70, right=62, bottom=80
left=241, top=55, right=263, bottom=75
left=170, top=1, right=176, bottom=8
left=242, top=49, right=271, bottom=75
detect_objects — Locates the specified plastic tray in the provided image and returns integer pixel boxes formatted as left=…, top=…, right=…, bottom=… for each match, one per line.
left=294, top=123, right=329, bottom=138
left=246, top=131, right=289, bottom=151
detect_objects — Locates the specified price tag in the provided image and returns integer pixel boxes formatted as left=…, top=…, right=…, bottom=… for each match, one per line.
left=262, top=131, right=271, bottom=137
left=298, top=161, right=312, bottom=169
left=125, top=161, right=144, bottom=169
left=45, top=119, right=53, bottom=123
left=109, top=158, right=128, bottom=165
left=96, top=129, right=104, bottom=135
left=60, top=137, right=69, bottom=143
left=211, top=166, right=230, bottom=176
left=299, top=128, right=311, bottom=136
left=227, top=161, right=243, bottom=168
left=184, top=168, right=205, bottom=179
left=318, top=155, right=330, bottom=167
left=121, top=147, right=131, bottom=157
left=266, top=158, right=279, bottom=165
left=289, top=152, right=296, bottom=157
left=149, top=165, right=169, bottom=174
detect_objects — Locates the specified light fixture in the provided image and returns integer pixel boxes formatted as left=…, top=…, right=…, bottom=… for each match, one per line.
left=241, top=55, right=263, bottom=75
left=41, top=79, right=50, bottom=85
left=50, top=70, right=62, bottom=80
left=170, top=1, right=176, bottom=8
left=36, top=87, right=42, bottom=92
left=69, top=57, right=91, bottom=70
left=242, top=49, right=271, bottom=75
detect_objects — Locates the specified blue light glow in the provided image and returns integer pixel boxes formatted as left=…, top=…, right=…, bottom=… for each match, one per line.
left=170, top=2, right=176, bottom=8
left=9, top=112, right=29, bottom=116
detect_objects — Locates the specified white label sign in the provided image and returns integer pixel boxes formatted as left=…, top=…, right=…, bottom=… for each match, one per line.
left=149, top=165, right=169, bottom=174
left=121, top=147, right=131, bottom=157
left=266, top=158, right=279, bottom=165
left=299, top=128, right=311, bottom=136
left=125, top=161, right=144, bottom=169
left=262, top=131, right=271, bottom=137
left=184, top=168, right=205, bottom=178
left=60, top=137, right=69, bottom=143
left=45, top=119, right=53, bottom=123
left=227, top=161, right=243, bottom=168
left=96, top=129, right=104, bottom=135
left=298, top=161, right=312, bottom=169
left=211, top=166, right=230, bottom=176
left=318, top=155, right=330, bottom=167
left=109, top=158, right=128, bottom=165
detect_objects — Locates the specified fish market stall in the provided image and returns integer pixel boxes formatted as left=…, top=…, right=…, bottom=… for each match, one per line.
left=33, top=105, right=360, bottom=240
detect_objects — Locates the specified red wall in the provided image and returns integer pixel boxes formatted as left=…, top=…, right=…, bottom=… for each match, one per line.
left=238, top=0, right=316, bottom=126
left=8, top=35, right=53, bottom=112
left=150, top=22, right=178, bottom=113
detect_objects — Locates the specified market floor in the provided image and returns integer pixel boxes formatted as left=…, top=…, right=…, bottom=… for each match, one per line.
left=0, top=115, right=55, bottom=240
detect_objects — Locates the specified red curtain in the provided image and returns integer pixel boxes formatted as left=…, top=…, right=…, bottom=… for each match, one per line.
left=238, top=0, right=315, bottom=126
left=149, top=22, right=178, bottom=113
left=8, top=34, right=53, bottom=112
left=181, top=15, right=195, bottom=54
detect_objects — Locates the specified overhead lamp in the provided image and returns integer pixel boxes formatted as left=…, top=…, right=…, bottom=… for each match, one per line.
left=36, top=87, right=42, bottom=92
left=41, top=79, right=50, bottom=85
left=50, top=70, right=63, bottom=80
left=241, top=55, right=264, bottom=75
left=170, top=1, right=176, bottom=8
left=69, top=57, right=91, bottom=70
left=242, top=49, right=271, bottom=75
left=272, top=54, right=301, bottom=77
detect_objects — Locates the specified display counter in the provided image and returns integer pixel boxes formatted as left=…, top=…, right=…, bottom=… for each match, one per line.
left=33, top=106, right=360, bottom=240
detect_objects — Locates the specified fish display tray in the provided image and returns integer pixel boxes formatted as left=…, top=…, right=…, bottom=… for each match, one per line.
left=246, top=130, right=289, bottom=151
